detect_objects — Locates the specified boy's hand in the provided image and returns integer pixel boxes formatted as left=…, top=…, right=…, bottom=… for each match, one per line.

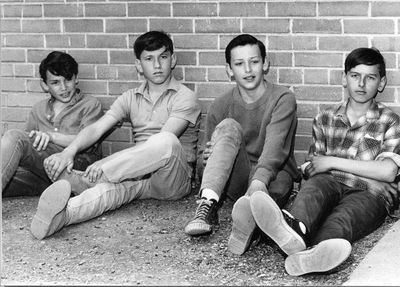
left=246, top=179, right=268, bottom=196
left=44, top=150, right=74, bottom=181
left=84, top=160, right=105, bottom=183
left=308, top=155, right=334, bottom=177
left=202, top=141, right=213, bottom=166
left=364, top=178, right=399, bottom=210
left=29, top=130, right=50, bottom=151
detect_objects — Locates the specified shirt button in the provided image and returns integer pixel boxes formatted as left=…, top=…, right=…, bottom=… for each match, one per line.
left=47, top=115, right=51, bottom=119
left=54, top=128, right=58, bottom=132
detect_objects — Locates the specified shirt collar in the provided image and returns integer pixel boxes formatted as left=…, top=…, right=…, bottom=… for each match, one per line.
left=135, top=77, right=180, bottom=97
left=335, top=98, right=380, bottom=121
left=47, top=89, right=83, bottom=107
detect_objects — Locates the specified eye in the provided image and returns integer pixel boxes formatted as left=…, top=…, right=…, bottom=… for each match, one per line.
left=350, top=73, right=359, bottom=79
left=160, top=54, right=168, bottom=59
left=367, top=75, right=377, bottom=81
left=234, top=62, right=243, bottom=66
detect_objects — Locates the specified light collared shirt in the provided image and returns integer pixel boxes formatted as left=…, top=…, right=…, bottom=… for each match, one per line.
left=106, top=77, right=201, bottom=163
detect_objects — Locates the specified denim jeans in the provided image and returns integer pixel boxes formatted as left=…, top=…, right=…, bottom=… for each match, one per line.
left=2, top=129, right=60, bottom=196
left=200, top=118, right=293, bottom=205
left=289, top=173, right=388, bottom=246
left=65, top=132, right=192, bottom=225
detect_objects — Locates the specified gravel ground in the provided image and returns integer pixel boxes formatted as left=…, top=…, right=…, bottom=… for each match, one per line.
left=2, top=189, right=397, bottom=286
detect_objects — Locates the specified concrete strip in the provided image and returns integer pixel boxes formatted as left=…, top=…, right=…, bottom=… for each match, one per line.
left=343, top=220, right=400, bottom=286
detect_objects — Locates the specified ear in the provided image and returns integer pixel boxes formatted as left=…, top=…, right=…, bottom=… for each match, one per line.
left=135, top=58, right=143, bottom=74
left=262, top=58, right=270, bottom=75
left=171, top=53, right=177, bottom=69
left=378, top=76, right=387, bottom=93
left=74, top=75, right=79, bottom=85
left=40, top=79, right=49, bottom=92
left=225, top=63, right=234, bottom=81
left=342, top=72, right=348, bottom=88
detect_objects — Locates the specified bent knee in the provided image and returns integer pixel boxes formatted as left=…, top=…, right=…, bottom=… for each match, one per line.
left=212, top=118, right=243, bottom=142
left=2, top=129, right=29, bottom=143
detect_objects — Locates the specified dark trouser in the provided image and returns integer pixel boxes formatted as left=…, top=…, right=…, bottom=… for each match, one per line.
left=289, top=173, right=388, bottom=246
left=200, top=118, right=293, bottom=206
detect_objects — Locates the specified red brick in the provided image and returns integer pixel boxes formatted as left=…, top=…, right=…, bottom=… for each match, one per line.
left=109, top=81, right=139, bottom=96
left=195, top=19, right=240, bottom=33
left=279, top=69, right=302, bottom=84
left=198, top=98, right=214, bottom=113
left=330, top=70, right=343, bottom=85
left=151, top=19, right=193, bottom=33
left=295, top=52, right=342, bottom=67
left=304, top=69, right=329, bottom=85
left=2, top=49, right=26, bottom=62
left=5, top=34, right=44, bottom=48
left=2, top=78, right=27, bottom=92
left=268, top=52, right=292, bottom=67
left=376, top=87, right=395, bottom=103
left=185, top=68, right=207, bottom=82
left=87, top=35, right=128, bottom=49
left=27, top=49, right=51, bottom=63
left=78, top=65, right=96, bottom=80
left=104, top=127, right=131, bottom=142
left=197, top=83, right=235, bottom=98
left=243, top=19, right=290, bottom=33
left=96, top=66, right=118, bottom=80
left=64, top=19, right=103, bottom=33
left=208, top=68, right=228, bottom=82
left=199, top=52, right=225, bottom=66
left=173, top=3, right=217, bottom=17
left=293, top=19, right=341, bottom=34
left=382, top=53, right=396, bottom=69
left=265, top=69, right=278, bottom=83
left=45, top=34, right=85, bottom=48
left=97, top=95, right=117, bottom=110
left=85, top=3, right=126, bottom=17
left=296, top=119, right=313, bottom=135
left=344, top=19, right=395, bottom=34
left=22, top=19, right=60, bottom=33
left=386, top=71, right=400, bottom=86
left=68, top=50, right=108, bottom=64
left=1, top=19, right=21, bottom=32
left=79, top=80, right=108, bottom=95
left=294, top=152, right=308, bottom=165
left=175, top=51, right=197, bottom=65
left=372, top=2, right=400, bottom=17
left=319, top=36, right=368, bottom=51
left=110, top=50, right=135, bottom=65
left=371, top=37, right=400, bottom=52
left=15, top=64, right=34, bottom=77
left=44, top=4, right=84, bottom=17
left=26, top=79, right=42, bottom=93
left=295, top=135, right=313, bottom=151
left=6, top=93, right=45, bottom=107
left=220, top=2, right=265, bottom=17
left=319, top=2, right=368, bottom=16
left=2, top=107, right=30, bottom=122
left=3, top=4, right=42, bottom=17
left=268, top=36, right=316, bottom=50
left=1, top=64, right=14, bottom=77
left=117, top=66, right=138, bottom=81
left=296, top=103, right=319, bottom=118
left=294, top=86, right=343, bottom=101
left=174, top=35, right=218, bottom=50
left=105, top=19, right=147, bottom=33
left=268, top=2, right=316, bottom=17
left=172, top=68, right=184, bottom=81
left=129, top=3, right=170, bottom=17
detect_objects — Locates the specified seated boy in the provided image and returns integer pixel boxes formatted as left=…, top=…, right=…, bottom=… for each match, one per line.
left=30, top=31, right=201, bottom=240
left=184, top=34, right=301, bottom=252
left=248, top=47, right=400, bottom=276
left=2, top=51, right=103, bottom=197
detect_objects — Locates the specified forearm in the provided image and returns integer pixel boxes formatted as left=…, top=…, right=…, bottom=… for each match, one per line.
left=331, top=157, right=398, bottom=182
left=62, top=125, right=103, bottom=157
left=48, top=132, right=76, bottom=148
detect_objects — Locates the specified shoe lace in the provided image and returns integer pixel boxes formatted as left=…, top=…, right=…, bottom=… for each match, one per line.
left=194, top=199, right=213, bottom=220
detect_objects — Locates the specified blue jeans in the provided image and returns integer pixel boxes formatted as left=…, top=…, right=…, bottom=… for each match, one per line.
left=289, top=174, right=388, bottom=246
left=65, top=132, right=192, bottom=225
left=200, top=118, right=293, bottom=206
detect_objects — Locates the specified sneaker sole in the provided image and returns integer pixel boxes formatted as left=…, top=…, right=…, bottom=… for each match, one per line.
left=250, top=191, right=306, bottom=255
left=30, top=180, right=71, bottom=240
left=285, top=238, right=352, bottom=276
left=184, top=220, right=212, bottom=236
left=228, top=196, right=255, bottom=255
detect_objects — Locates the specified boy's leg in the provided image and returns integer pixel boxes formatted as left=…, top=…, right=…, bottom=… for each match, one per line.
left=2, top=129, right=58, bottom=194
left=185, top=119, right=251, bottom=236
left=3, top=167, right=50, bottom=197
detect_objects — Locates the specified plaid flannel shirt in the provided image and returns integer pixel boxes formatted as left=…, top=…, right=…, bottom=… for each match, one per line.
left=308, top=99, right=400, bottom=191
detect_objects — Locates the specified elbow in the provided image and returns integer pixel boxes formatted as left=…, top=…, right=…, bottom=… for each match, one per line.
left=382, top=161, right=398, bottom=182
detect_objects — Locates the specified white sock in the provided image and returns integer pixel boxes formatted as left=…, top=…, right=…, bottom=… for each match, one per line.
left=201, top=188, right=220, bottom=202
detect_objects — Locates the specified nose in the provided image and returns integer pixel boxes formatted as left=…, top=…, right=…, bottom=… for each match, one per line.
left=358, top=76, right=366, bottom=88
left=154, top=57, right=161, bottom=68
left=60, top=80, right=67, bottom=91
left=244, top=61, right=252, bottom=73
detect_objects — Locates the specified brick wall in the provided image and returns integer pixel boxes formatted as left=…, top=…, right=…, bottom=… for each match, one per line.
left=1, top=0, right=400, bottom=164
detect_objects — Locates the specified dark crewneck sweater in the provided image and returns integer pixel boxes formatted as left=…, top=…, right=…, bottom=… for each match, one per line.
left=205, top=81, right=301, bottom=186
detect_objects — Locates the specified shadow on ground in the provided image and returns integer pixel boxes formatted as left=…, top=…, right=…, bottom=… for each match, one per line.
left=2, top=191, right=397, bottom=286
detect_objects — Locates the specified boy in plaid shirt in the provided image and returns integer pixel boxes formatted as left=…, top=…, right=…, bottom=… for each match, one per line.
left=246, top=47, right=400, bottom=275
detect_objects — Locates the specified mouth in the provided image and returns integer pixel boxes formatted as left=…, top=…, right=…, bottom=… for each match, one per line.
left=243, top=75, right=255, bottom=81
left=153, top=71, right=163, bottom=76
left=355, top=90, right=366, bottom=95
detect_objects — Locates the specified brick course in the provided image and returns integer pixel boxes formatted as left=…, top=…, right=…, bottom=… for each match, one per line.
left=1, top=0, right=400, bottom=159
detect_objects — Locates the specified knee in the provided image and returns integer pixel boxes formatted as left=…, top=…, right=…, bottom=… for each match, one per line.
left=152, top=131, right=181, bottom=151
left=212, top=119, right=243, bottom=142
left=2, top=129, right=28, bottom=144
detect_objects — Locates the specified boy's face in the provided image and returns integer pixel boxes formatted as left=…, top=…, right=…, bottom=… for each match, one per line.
left=40, top=71, right=78, bottom=104
left=135, top=46, right=176, bottom=86
left=342, top=64, right=386, bottom=105
left=226, top=44, right=268, bottom=91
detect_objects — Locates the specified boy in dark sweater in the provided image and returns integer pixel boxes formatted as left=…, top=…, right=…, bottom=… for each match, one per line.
left=184, top=34, right=301, bottom=254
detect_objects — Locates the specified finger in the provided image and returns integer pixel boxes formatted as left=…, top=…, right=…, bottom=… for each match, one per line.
left=67, top=161, right=73, bottom=173
left=37, top=135, right=46, bottom=151
left=29, top=130, right=36, bottom=138
left=42, top=136, right=50, bottom=151
left=33, top=134, right=41, bottom=148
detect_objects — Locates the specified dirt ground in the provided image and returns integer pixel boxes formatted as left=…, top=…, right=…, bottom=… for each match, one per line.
left=1, top=189, right=397, bottom=286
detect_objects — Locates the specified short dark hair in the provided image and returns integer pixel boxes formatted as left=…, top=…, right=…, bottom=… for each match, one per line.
left=39, top=51, right=78, bottom=83
left=225, top=34, right=266, bottom=66
left=345, top=47, right=386, bottom=77
left=133, top=31, right=174, bottom=59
